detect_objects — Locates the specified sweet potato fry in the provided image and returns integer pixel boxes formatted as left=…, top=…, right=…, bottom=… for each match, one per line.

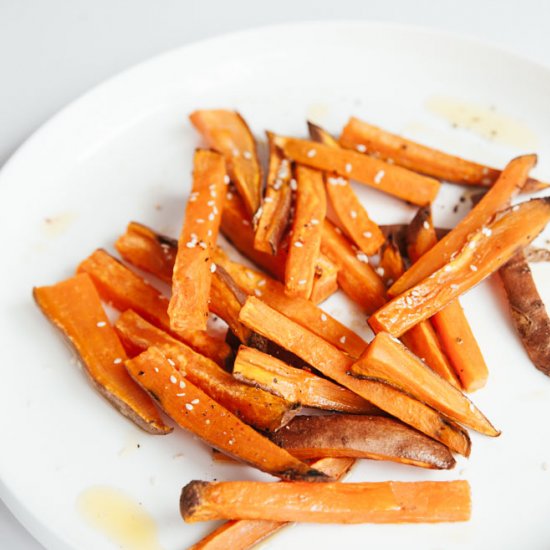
left=285, top=165, right=326, bottom=298
left=239, top=297, right=471, bottom=456
left=500, top=249, right=550, bottom=376
left=222, top=193, right=338, bottom=302
left=351, top=332, right=498, bottom=436
left=115, top=311, right=297, bottom=432
left=253, top=132, right=292, bottom=253
left=321, top=220, right=387, bottom=313
left=189, top=457, right=355, bottom=550
left=77, top=249, right=230, bottom=367
left=380, top=233, right=459, bottom=387
left=115, top=221, right=176, bottom=283
left=168, top=149, right=226, bottom=333
left=233, top=346, right=379, bottom=414
left=407, top=206, right=488, bottom=392
left=389, top=154, right=538, bottom=296
left=190, top=110, right=262, bottom=216
left=272, top=134, right=440, bottom=206
left=339, top=116, right=547, bottom=192
left=272, top=414, right=455, bottom=469
left=308, top=122, right=385, bottom=254
left=181, top=479, right=471, bottom=523
left=126, top=346, right=322, bottom=480
left=214, top=252, right=367, bottom=358
left=33, top=274, right=170, bottom=435
left=370, top=198, right=550, bottom=337
left=310, top=253, right=340, bottom=303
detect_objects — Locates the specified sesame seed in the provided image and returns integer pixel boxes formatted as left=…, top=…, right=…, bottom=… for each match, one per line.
left=386, top=158, right=395, bottom=165
left=210, top=263, right=217, bottom=273
left=186, top=241, right=195, bottom=248
left=363, top=231, right=372, bottom=238
left=254, top=289, right=263, bottom=297
left=246, top=271, right=254, bottom=280
left=243, top=151, right=252, bottom=160
left=345, top=163, right=352, bottom=173
left=209, top=183, right=216, bottom=190
left=205, top=419, right=211, bottom=424
left=512, top=205, right=519, bottom=212
left=273, top=179, right=283, bottom=191
left=212, top=206, right=219, bottom=215
left=481, top=227, right=492, bottom=237
left=226, top=191, right=233, bottom=200
left=198, top=242, right=207, bottom=249
left=257, top=279, right=266, bottom=287
left=423, top=221, right=430, bottom=230
left=191, top=398, right=200, bottom=405
left=176, top=393, right=186, bottom=397
left=376, top=266, right=385, bottom=276
left=196, top=218, right=205, bottom=224
left=179, top=380, right=186, bottom=389
left=242, top=219, right=250, bottom=226
left=208, top=213, right=215, bottom=221
left=482, top=177, right=492, bottom=185
left=224, top=175, right=230, bottom=184
left=482, top=167, right=489, bottom=175
left=167, top=358, right=176, bottom=367
left=450, top=284, right=459, bottom=290
left=232, top=148, right=240, bottom=157
left=468, top=241, right=477, bottom=249
left=264, top=196, right=273, bottom=203
left=321, top=313, right=328, bottom=322
left=356, top=144, right=367, bottom=153
left=113, top=358, right=122, bottom=365
left=96, top=321, right=107, bottom=328
left=327, top=176, right=347, bottom=186
left=470, top=265, right=478, bottom=272
left=185, top=403, right=194, bottom=411
left=294, top=241, right=304, bottom=248
left=210, top=191, right=217, bottom=198
left=207, top=229, right=212, bottom=237
left=228, top=438, right=235, bottom=445
left=207, top=200, right=215, bottom=206
left=310, top=218, right=319, bottom=225
left=154, top=367, right=159, bottom=373
left=298, top=279, right=307, bottom=285
left=307, top=149, right=317, bottom=158
left=374, top=170, right=385, bottom=184
left=189, top=196, right=197, bottom=202
left=444, top=265, right=453, bottom=272
left=350, top=210, right=357, bottom=219
left=290, top=179, right=298, bottom=191
left=170, top=375, right=177, bottom=384
left=356, top=252, right=369, bottom=263
left=339, top=336, right=347, bottom=344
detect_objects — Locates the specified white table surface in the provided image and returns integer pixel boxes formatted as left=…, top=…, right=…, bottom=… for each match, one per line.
left=1, top=1, right=549, bottom=548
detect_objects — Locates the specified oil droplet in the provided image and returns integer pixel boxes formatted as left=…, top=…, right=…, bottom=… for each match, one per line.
left=42, top=211, right=76, bottom=238
left=77, top=486, right=163, bottom=550
left=426, top=96, right=537, bottom=149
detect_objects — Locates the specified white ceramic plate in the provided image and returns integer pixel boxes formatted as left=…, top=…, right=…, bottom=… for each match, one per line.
left=1, top=21, right=550, bottom=550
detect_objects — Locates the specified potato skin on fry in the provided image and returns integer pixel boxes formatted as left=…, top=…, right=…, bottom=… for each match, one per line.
left=271, top=414, right=456, bottom=469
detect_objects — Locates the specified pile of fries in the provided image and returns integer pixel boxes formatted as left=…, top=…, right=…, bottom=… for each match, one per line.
left=34, top=110, right=550, bottom=547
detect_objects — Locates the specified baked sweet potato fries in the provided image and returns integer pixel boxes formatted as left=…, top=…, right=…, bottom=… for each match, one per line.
left=34, top=109, right=550, bottom=549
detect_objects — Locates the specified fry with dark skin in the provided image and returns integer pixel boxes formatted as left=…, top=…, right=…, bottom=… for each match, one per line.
left=271, top=414, right=456, bottom=469
left=253, top=132, right=293, bottom=253
left=499, top=249, right=550, bottom=376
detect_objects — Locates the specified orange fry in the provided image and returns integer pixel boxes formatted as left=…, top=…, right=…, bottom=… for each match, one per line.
left=168, top=149, right=226, bottom=333
left=273, top=134, right=440, bottom=206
